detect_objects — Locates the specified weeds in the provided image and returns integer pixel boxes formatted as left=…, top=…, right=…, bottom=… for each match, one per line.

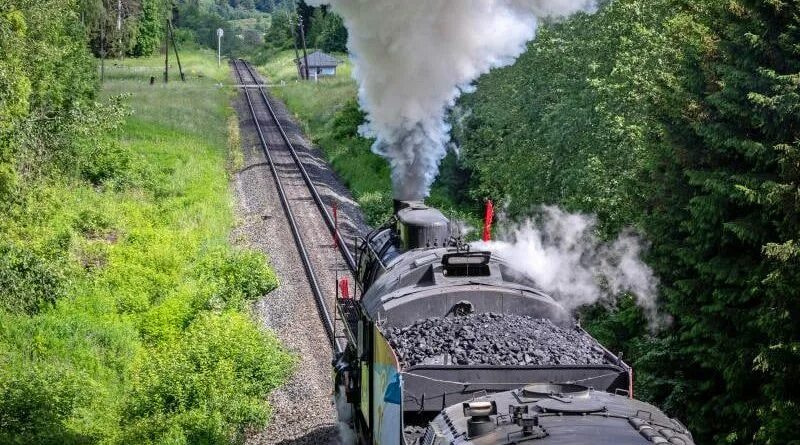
left=0, top=51, right=293, bottom=443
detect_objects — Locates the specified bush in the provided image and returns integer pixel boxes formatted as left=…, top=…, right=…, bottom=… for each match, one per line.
left=356, top=190, right=393, bottom=226
left=330, top=98, right=365, bottom=140
left=122, top=312, right=294, bottom=444
left=195, top=248, right=279, bottom=311
left=0, top=242, right=65, bottom=314
left=0, top=363, right=94, bottom=444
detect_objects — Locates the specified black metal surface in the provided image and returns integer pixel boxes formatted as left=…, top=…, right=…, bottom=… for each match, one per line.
left=239, top=60, right=357, bottom=274
left=232, top=59, right=341, bottom=353
left=424, top=386, right=696, bottom=445
left=400, top=364, right=627, bottom=412
left=396, top=202, right=450, bottom=249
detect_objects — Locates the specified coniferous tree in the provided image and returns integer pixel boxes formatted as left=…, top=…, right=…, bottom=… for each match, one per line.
left=644, top=1, right=800, bottom=443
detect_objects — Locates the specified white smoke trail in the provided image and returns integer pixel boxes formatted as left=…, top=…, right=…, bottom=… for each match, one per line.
left=306, top=0, right=596, bottom=200
left=476, top=206, right=668, bottom=328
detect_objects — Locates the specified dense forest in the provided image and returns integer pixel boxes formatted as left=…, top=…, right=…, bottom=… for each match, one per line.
left=452, top=1, right=799, bottom=443
left=71, top=0, right=346, bottom=64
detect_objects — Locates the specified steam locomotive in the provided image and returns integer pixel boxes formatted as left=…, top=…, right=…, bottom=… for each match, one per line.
left=332, top=200, right=694, bottom=445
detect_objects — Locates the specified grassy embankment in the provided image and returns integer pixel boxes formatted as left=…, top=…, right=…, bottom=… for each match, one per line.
left=260, top=50, right=479, bottom=227
left=0, top=50, right=293, bottom=443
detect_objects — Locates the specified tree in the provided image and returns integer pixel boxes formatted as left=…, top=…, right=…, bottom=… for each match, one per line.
left=132, top=0, right=164, bottom=56
left=643, top=1, right=800, bottom=443
left=315, top=10, right=346, bottom=53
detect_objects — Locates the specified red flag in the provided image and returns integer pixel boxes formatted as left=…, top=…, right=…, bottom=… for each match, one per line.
left=482, top=200, right=494, bottom=242
left=339, top=277, right=350, bottom=299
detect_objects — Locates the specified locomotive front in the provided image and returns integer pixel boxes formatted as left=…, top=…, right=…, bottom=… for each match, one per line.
left=333, top=201, right=693, bottom=445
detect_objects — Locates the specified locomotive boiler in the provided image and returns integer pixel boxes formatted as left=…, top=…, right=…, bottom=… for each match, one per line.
left=332, top=200, right=694, bottom=445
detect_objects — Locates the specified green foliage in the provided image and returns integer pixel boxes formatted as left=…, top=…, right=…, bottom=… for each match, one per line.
left=640, top=1, right=800, bottom=443
left=132, top=0, right=165, bottom=57
left=122, top=312, right=293, bottom=444
left=311, top=9, right=347, bottom=53
left=0, top=52, right=293, bottom=443
left=0, top=242, right=65, bottom=314
left=261, top=9, right=298, bottom=57
left=455, top=0, right=688, bottom=235
left=175, top=2, right=229, bottom=50
left=0, top=8, right=30, bottom=148
left=196, top=248, right=279, bottom=311
left=447, top=0, right=800, bottom=443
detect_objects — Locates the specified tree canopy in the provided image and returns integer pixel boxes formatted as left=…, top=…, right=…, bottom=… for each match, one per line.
left=454, top=1, right=799, bottom=442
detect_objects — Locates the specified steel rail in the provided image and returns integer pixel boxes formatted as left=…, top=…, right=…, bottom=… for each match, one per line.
left=239, top=60, right=357, bottom=274
left=232, top=59, right=341, bottom=353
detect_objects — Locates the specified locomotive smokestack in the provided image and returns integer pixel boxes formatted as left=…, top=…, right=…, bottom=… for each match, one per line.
left=394, top=201, right=450, bottom=250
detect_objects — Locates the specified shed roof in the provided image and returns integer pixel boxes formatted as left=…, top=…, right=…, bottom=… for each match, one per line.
left=296, top=50, right=341, bottom=67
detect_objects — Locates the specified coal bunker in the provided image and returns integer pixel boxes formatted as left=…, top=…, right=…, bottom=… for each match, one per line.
left=383, top=313, right=610, bottom=368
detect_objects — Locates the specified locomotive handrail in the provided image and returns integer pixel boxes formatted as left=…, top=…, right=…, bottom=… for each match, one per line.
left=356, top=235, right=389, bottom=272
left=400, top=369, right=626, bottom=388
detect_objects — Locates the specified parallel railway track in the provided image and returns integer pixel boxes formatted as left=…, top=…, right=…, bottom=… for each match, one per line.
left=232, top=58, right=353, bottom=353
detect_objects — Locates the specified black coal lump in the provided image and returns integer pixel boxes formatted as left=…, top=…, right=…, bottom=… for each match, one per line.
left=382, top=313, right=610, bottom=369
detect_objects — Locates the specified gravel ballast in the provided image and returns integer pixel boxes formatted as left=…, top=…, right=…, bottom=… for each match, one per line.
left=233, top=63, right=368, bottom=445
left=383, top=313, right=609, bottom=368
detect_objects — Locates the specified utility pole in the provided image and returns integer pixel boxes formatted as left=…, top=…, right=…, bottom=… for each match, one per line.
left=217, top=28, right=223, bottom=66
left=289, top=14, right=302, bottom=80
left=298, top=16, right=310, bottom=80
left=168, top=19, right=185, bottom=81
left=100, top=22, right=106, bottom=83
left=164, top=18, right=169, bottom=83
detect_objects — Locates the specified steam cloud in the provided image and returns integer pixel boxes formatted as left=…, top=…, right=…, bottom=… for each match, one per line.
left=306, top=0, right=596, bottom=200
left=477, top=207, right=667, bottom=328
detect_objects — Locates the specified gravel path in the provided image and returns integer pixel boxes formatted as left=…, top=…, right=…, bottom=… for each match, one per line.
left=231, top=63, right=368, bottom=445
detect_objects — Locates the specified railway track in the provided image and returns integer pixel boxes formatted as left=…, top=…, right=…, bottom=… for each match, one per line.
left=232, top=58, right=353, bottom=354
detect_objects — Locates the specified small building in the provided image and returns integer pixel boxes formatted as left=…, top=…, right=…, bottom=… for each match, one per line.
left=296, top=51, right=341, bottom=78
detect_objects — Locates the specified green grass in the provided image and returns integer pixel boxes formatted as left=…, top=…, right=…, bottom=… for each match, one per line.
left=0, top=50, right=294, bottom=444
left=258, top=50, right=482, bottom=228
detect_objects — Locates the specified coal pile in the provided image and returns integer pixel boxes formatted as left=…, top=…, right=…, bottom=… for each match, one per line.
left=383, top=313, right=609, bottom=368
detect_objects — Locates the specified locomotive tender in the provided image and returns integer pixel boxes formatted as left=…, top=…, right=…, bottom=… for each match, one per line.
left=333, top=200, right=694, bottom=445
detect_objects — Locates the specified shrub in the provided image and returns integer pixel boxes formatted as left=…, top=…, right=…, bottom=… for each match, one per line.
left=0, top=363, right=94, bottom=444
left=330, top=98, right=365, bottom=140
left=122, top=312, right=294, bottom=444
left=357, top=190, right=393, bottom=226
left=0, top=242, right=64, bottom=314
left=195, top=248, right=278, bottom=311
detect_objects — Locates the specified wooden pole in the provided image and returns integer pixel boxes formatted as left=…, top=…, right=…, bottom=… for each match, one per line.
left=290, top=14, right=302, bottom=80
left=298, top=18, right=310, bottom=80
left=100, top=24, right=106, bottom=83
left=164, top=19, right=169, bottom=83
left=168, top=20, right=185, bottom=81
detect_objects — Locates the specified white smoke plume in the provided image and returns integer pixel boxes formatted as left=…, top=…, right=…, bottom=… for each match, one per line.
left=306, top=0, right=596, bottom=200
left=476, top=206, right=667, bottom=328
